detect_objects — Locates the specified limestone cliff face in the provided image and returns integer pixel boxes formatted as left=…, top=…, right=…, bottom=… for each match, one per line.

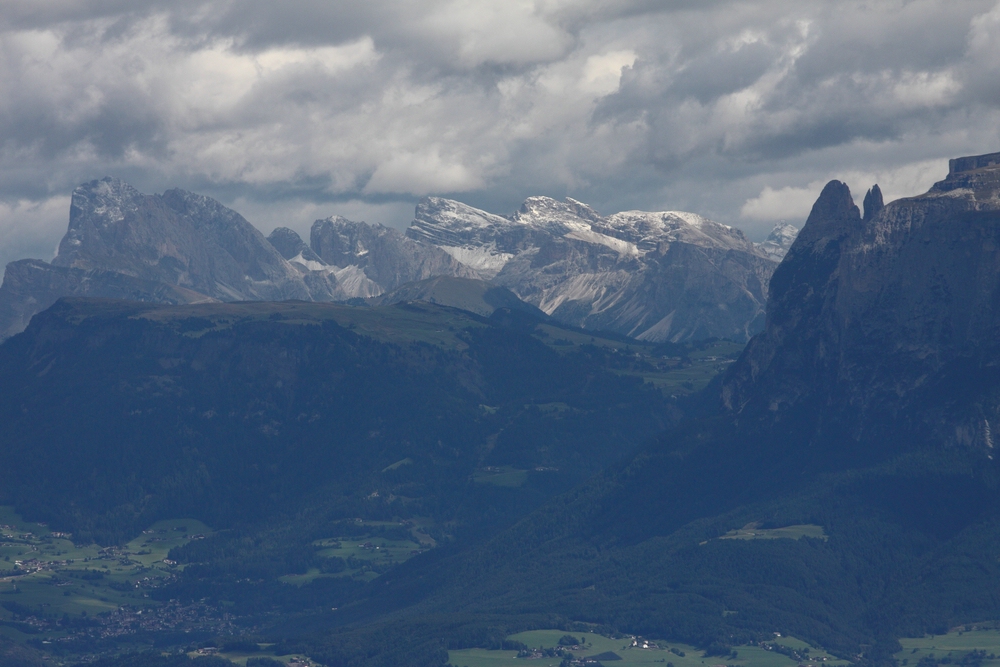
left=52, top=179, right=313, bottom=301
left=310, top=216, right=479, bottom=292
left=0, top=178, right=343, bottom=340
left=407, top=195, right=777, bottom=342
left=722, top=151, right=1000, bottom=454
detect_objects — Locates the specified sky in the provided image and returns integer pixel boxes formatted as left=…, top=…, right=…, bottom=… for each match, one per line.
left=2, top=0, right=1000, bottom=271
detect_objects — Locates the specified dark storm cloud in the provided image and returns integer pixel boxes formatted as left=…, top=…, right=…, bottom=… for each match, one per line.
left=2, top=0, right=1000, bottom=272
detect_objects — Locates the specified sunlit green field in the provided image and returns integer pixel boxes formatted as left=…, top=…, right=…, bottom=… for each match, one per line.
left=897, top=626, right=1000, bottom=667
left=449, top=630, right=849, bottom=667
left=136, top=300, right=490, bottom=350
left=280, top=519, right=433, bottom=585
left=0, top=507, right=213, bottom=637
left=185, top=648, right=320, bottom=666
left=717, top=523, right=828, bottom=541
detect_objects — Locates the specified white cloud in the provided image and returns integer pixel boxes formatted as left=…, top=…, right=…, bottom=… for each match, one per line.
left=580, top=49, right=635, bottom=95
left=365, top=149, right=486, bottom=195
left=740, top=183, right=824, bottom=222
left=739, top=158, right=949, bottom=223
left=0, top=196, right=71, bottom=274
left=0, top=0, right=999, bottom=265
left=420, top=0, right=574, bottom=67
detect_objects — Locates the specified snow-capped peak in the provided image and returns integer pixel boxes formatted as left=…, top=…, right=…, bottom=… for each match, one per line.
left=755, top=222, right=800, bottom=261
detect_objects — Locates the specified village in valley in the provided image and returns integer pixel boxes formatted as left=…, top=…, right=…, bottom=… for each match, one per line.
left=0, top=508, right=290, bottom=663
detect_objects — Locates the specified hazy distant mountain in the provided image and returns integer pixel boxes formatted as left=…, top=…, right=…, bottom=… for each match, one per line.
left=406, top=196, right=778, bottom=342
left=51, top=178, right=315, bottom=302
left=755, top=222, right=799, bottom=260
left=310, top=215, right=479, bottom=293
left=0, top=179, right=782, bottom=343
left=267, top=226, right=325, bottom=266
left=0, top=178, right=343, bottom=338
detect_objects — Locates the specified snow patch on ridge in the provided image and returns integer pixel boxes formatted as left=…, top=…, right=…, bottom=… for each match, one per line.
left=290, top=252, right=328, bottom=272
left=563, top=229, right=639, bottom=256
left=438, top=245, right=513, bottom=277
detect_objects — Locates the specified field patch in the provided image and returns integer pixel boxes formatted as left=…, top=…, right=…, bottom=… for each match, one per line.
left=0, top=507, right=223, bottom=644
left=448, top=630, right=848, bottom=667
left=282, top=519, right=432, bottom=585
left=717, top=523, right=827, bottom=541
left=897, top=625, right=1000, bottom=667
left=473, top=466, right=529, bottom=487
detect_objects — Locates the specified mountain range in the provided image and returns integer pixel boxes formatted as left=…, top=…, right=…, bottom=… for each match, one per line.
left=0, top=178, right=797, bottom=343
left=11, top=152, right=1000, bottom=667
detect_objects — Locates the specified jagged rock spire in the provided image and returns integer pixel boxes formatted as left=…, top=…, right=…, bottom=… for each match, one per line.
left=863, top=184, right=884, bottom=222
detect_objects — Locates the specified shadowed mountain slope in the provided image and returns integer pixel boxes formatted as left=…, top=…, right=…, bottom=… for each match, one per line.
left=279, top=153, right=1000, bottom=667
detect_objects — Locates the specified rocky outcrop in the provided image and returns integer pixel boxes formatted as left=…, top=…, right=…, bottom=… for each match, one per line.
left=722, top=151, right=1000, bottom=454
left=405, top=196, right=776, bottom=342
left=862, top=184, right=884, bottom=222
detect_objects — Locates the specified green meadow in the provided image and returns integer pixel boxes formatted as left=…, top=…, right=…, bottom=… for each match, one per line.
left=717, top=523, right=828, bottom=541
left=281, top=519, right=434, bottom=586
left=449, top=630, right=849, bottom=667
left=0, top=507, right=212, bottom=638
left=897, top=625, right=1000, bottom=667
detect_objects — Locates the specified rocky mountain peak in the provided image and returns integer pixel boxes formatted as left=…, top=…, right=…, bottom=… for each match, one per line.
left=792, top=180, right=861, bottom=248
left=756, top=222, right=800, bottom=261
left=310, top=216, right=385, bottom=267
left=0, top=178, right=358, bottom=340
left=563, top=197, right=603, bottom=223
left=55, top=177, right=146, bottom=269
left=513, top=196, right=596, bottom=233
left=267, top=227, right=324, bottom=266
left=724, top=154, right=1000, bottom=455
left=404, top=194, right=776, bottom=341
left=863, top=184, right=884, bottom=222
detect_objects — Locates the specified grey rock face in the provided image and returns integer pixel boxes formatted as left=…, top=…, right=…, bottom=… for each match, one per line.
left=267, top=227, right=324, bottom=265
left=311, top=215, right=478, bottom=293
left=52, top=178, right=312, bottom=302
left=755, top=222, right=800, bottom=261
left=406, top=195, right=776, bottom=342
left=0, top=178, right=337, bottom=339
left=863, top=184, right=884, bottom=222
left=0, top=178, right=785, bottom=344
left=722, top=153, right=1000, bottom=452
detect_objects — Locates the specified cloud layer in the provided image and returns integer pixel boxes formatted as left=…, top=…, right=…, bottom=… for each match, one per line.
left=2, top=0, right=1000, bottom=269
